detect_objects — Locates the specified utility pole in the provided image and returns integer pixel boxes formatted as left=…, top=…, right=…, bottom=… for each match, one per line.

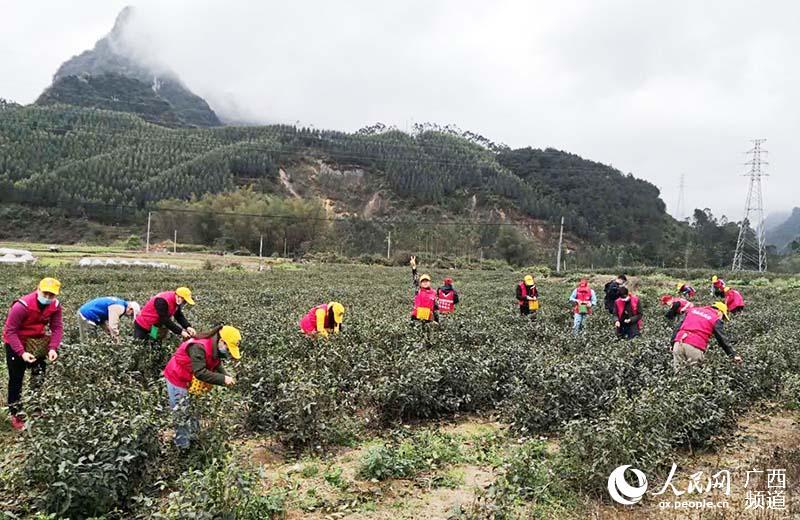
left=732, top=139, right=769, bottom=272
left=675, top=173, right=686, bottom=220
left=145, top=211, right=151, bottom=253
left=173, top=230, right=177, bottom=254
left=386, top=230, right=392, bottom=259
left=259, top=234, right=264, bottom=271
left=556, top=216, right=564, bottom=273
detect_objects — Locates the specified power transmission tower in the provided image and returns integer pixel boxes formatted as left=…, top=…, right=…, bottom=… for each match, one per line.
left=732, top=139, right=768, bottom=272
left=675, top=173, right=686, bottom=220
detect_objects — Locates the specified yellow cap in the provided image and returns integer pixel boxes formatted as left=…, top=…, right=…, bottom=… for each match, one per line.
left=676, top=282, right=684, bottom=291
left=329, top=302, right=345, bottom=324
left=175, top=287, right=195, bottom=305
left=419, top=274, right=431, bottom=282
left=219, top=325, right=242, bottom=359
left=711, top=275, right=718, bottom=283
left=723, top=286, right=730, bottom=293
left=38, top=277, right=61, bottom=295
left=524, top=275, right=534, bottom=285
left=711, top=302, right=730, bottom=321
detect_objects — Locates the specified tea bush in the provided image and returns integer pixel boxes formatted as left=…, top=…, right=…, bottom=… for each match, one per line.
left=0, top=264, right=797, bottom=516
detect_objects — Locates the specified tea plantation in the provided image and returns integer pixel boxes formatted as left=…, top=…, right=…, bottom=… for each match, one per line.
left=0, top=264, right=798, bottom=518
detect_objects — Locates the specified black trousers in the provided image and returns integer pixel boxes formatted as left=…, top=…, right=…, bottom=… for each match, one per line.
left=5, top=343, right=46, bottom=416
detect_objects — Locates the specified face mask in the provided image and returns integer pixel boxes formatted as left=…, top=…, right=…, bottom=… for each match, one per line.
left=218, top=343, right=231, bottom=360
left=38, top=295, right=52, bottom=305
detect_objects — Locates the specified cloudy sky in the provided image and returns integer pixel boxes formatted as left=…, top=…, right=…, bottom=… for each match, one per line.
left=2, top=0, right=797, bottom=220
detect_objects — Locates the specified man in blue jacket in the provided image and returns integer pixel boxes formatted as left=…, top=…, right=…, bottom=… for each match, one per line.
left=78, top=297, right=140, bottom=343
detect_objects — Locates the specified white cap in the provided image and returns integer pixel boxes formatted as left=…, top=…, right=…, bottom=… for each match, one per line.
left=128, top=301, right=141, bottom=318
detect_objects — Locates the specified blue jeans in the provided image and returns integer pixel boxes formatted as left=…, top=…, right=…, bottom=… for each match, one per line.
left=573, top=313, right=589, bottom=334
left=166, top=380, right=198, bottom=448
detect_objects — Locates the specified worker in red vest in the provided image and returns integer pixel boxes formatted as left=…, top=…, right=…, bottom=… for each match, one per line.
left=569, top=279, right=597, bottom=334
left=660, top=294, right=694, bottom=321
left=671, top=302, right=742, bottom=371
left=614, top=287, right=642, bottom=339
left=516, top=275, right=539, bottom=319
left=676, top=282, right=697, bottom=299
left=2, top=278, right=63, bottom=430
left=134, top=287, right=196, bottom=342
left=711, top=276, right=726, bottom=297
left=163, top=325, right=241, bottom=449
left=410, top=256, right=438, bottom=323
left=723, top=287, right=745, bottom=314
left=436, top=277, right=460, bottom=315
left=299, top=302, right=345, bottom=337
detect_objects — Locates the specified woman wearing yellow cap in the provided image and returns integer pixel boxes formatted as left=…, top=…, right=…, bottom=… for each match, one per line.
left=410, top=256, right=439, bottom=324
left=516, top=275, right=539, bottom=319
left=299, top=302, right=345, bottom=337
left=162, top=325, right=241, bottom=449
left=134, top=287, right=197, bottom=342
left=2, top=278, right=63, bottom=430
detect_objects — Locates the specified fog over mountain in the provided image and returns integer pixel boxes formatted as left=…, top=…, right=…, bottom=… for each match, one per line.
left=2, top=0, right=798, bottom=219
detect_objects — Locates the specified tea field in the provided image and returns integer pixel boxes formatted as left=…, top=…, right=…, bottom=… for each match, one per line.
left=0, top=264, right=799, bottom=519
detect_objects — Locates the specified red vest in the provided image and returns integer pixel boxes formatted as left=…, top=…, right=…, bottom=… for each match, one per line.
left=163, top=337, right=220, bottom=389
left=615, top=295, right=642, bottom=330
left=675, top=298, right=694, bottom=314
left=436, top=288, right=456, bottom=314
left=412, top=288, right=436, bottom=320
left=135, top=291, right=177, bottom=330
left=675, top=306, right=719, bottom=351
left=725, top=289, right=745, bottom=312
left=300, top=304, right=329, bottom=334
left=517, top=282, right=535, bottom=305
left=574, top=285, right=593, bottom=314
left=3, top=292, right=59, bottom=343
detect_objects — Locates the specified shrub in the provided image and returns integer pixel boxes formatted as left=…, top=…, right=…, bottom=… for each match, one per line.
left=10, top=344, right=165, bottom=518
left=357, top=430, right=462, bottom=481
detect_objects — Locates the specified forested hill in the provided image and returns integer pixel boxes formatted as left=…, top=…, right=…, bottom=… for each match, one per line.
left=0, top=102, right=675, bottom=260
left=38, top=6, right=219, bottom=128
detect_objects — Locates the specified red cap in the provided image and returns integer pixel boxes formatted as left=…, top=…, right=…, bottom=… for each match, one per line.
left=444, top=277, right=453, bottom=285
left=659, top=294, right=673, bottom=305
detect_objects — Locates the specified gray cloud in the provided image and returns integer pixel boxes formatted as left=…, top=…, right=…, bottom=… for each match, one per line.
left=1, top=0, right=796, bottom=220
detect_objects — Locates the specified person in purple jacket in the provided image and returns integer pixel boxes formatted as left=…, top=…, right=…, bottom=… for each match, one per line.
left=2, top=278, right=64, bottom=430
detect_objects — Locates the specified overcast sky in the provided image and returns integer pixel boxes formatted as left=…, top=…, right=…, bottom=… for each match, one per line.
left=2, top=0, right=797, bottom=220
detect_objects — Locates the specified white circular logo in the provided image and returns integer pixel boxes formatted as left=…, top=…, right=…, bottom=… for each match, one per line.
left=607, top=465, right=648, bottom=505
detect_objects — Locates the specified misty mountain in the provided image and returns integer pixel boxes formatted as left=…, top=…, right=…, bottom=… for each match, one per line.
left=37, top=6, right=219, bottom=128
left=766, top=207, right=800, bottom=250
left=764, top=210, right=791, bottom=232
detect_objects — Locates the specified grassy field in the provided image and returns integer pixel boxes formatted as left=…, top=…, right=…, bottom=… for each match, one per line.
left=0, top=263, right=798, bottom=519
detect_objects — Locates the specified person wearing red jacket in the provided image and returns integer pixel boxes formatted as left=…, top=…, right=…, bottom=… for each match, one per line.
left=660, top=294, right=694, bottom=321
left=724, top=287, right=745, bottom=314
left=410, top=256, right=439, bottom=324
left=516, top=275, right=539, bottom=320
left=614, top=287, right=642, bottom=339
left=2, top=278, right=63, bottom=430
left=163, top=325, right=241, bottom=449
left=711, top=276, right=726, bottom=297
left=671, top=302, right=743, bottom=371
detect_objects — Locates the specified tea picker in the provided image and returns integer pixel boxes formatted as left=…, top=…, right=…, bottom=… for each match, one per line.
left=569, top=278, right=596, bottom=334
left=671, top=302, right=743, bottom=371
left=133, top=287, right=196, bottom=343
left=660, top=294, right=693, bottom=321
left=163, top=325, right=241, bottom=449
left=436, top=277, right=459, bottom=315
left=723, top=286, right=745, bottom=315
left=3, top=277, right=63, bottom=430
left=516, top=274, right=539, bottom=320
left=613, top=287, right=642, bottom=340
left=77, top=296, right=140, bottom=343
left=299, top=302, right=345, bottom=337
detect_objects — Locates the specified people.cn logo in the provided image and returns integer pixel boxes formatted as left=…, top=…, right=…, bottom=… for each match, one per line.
left=607, top=465, right=648, bottom=505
